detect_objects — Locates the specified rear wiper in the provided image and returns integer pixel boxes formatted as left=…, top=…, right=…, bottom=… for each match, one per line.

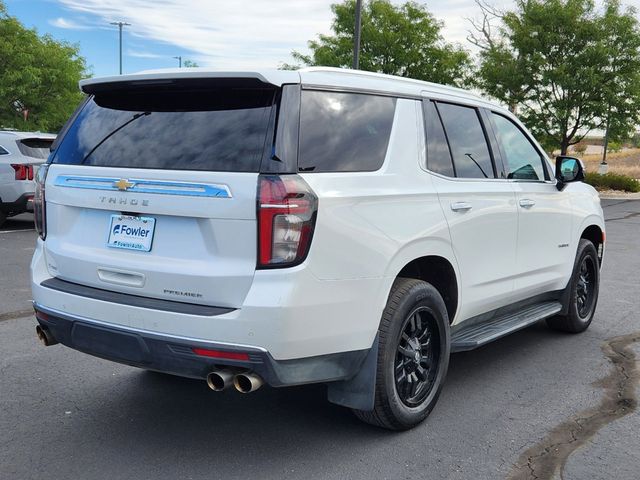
left=80, top=111, right=151, bottom=165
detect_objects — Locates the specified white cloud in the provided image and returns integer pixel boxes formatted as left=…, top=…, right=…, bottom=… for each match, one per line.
left=127, top=49, right=165, bottom=59
left=48, top=16, right=91, bottom=30
left=57, top=0, right=335, bottom=69
left=58, top=0, right=640, bottom=70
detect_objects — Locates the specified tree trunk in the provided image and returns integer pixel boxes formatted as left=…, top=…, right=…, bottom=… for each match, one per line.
left=560, top=138, right=570, bottom=156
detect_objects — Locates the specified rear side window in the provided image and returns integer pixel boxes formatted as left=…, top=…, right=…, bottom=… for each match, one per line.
left=298, top=90, right=396, bottom=172
left=423, top=101, right=454, bottom=177
left=52, top=86, right=276, bottom=172
left=0, top=145, right=8, bottom=155
left=436, top=103, right=496, bottom=179
left=17, top=138, right=53, bottom=159
left=491, top=113, right=547, bottom=181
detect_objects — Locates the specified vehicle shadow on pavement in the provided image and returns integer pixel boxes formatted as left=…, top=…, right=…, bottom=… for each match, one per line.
left=0, top=213, right=34, bottom=232
left=76, top=322, right=565, bottom=440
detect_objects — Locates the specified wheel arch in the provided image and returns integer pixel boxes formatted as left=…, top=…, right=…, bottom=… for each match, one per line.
left=579, top=222, right=605, bottom=264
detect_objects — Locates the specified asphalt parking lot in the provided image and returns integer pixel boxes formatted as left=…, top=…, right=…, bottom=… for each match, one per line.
left=1, top=201, right=639, bottom=480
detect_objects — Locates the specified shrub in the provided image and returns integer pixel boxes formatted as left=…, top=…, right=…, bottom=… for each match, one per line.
left=584, top=172, right=640, bottom=192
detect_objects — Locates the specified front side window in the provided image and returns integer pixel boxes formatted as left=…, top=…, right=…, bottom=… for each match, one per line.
left=492, top=113, right=546, bottom=181
left=436, top=103, right=496, bottom=179
left=298, top=90, right=397, bottom=172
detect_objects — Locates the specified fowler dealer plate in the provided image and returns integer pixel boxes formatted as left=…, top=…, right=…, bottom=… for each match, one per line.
left=107, top=215, right=156, bottom=252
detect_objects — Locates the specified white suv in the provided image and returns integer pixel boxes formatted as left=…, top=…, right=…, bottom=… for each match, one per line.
left=0, top=131, right=55, bottom=227
left=30, top=68, right=605, bottom=430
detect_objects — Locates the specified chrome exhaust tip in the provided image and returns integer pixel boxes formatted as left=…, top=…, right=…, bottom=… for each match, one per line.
left=206, top=369, right=234, bottom=392
left=233, top=372, right=264, bottom=393
left=36, top=325, right=58, bottom=347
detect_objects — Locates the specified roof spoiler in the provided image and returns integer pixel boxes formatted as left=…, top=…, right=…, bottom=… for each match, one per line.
left=79, top=70, right=299, bottom=95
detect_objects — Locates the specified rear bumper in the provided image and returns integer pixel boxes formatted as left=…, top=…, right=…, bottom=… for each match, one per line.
left=31, top=239, right=385, bottom=360
left=33, top=302, right=369, bottom=387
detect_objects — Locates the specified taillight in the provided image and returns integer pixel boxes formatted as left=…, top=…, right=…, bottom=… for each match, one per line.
left=11, top=164, right=34, bottom=181
left=257, top=174, right=318, bottom=268
left=34, top=164, right=48, bottom=240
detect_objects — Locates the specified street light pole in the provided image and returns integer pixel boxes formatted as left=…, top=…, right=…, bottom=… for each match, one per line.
left=352, top=0, right=362, bottom=70
left=110, top=21, right=131, bottom=75
left=173, top=56, right=182, bottom=68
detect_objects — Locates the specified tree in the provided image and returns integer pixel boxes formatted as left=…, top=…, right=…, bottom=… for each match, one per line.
left=183, top=59, right=199, bottom=68
left=0, top=1, right=87, bottom=132
left=474, top=0, right=640, bottom=154
left=289, top=0, right=471, bottom=87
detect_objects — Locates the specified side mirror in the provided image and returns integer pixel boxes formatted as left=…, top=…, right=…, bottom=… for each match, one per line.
left=555, top=156, right=585, bottom=191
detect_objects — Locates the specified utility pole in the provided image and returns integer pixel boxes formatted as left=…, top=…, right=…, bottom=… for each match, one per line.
left=173, top=56, right=182, bottom=68
left=599, top=104, right=612, bottom=175
left=352, top=0, right=362, bottom=70
left=110, top=21, right=131, bottom=75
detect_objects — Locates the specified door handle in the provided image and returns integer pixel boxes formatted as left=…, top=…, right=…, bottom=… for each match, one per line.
left=450, top=202, right=472, bottom=212
left=519, top=199, right=536, bottom=208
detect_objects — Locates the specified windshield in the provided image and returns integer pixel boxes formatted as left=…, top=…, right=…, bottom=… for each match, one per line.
left=52, top=84, right=277, bottom=172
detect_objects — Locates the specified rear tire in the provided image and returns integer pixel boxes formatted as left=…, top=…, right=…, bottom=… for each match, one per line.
left=0, top=210, right=6, bottom=229
left=352, top=278, right=450, bottom=430
left=547, top=239, right=600, bottom=333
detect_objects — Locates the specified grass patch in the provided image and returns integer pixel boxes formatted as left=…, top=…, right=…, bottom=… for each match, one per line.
left=584, top=172, right=640, bottom=192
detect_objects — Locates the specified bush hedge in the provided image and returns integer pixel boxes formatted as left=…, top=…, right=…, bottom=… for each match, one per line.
left=584, top=172, right=640, bottom=192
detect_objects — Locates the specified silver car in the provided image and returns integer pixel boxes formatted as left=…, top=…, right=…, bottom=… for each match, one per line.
left=0, top=130, right=56, bottom=227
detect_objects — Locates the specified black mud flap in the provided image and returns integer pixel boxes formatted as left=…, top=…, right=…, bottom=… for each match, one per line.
left=326, top=334, right=378, bottom=411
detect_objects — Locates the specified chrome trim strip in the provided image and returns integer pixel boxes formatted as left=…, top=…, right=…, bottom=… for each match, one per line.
left=32, top=301, right=268, bottom=352
left=53, top=175, right=232, bottom=198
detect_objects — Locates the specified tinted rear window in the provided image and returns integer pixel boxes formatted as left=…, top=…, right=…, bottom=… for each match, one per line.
left=17, top=138, right=53, bottom=159
left=52, top=86, right=276, bottom=172
left=298, top=90, right=396, bottom=172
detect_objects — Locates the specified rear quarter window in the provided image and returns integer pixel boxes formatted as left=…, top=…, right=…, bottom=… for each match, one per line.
left=298, top=90, right=396, bottom=172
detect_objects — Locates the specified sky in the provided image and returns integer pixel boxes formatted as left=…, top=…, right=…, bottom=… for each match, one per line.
left=4, top=0, right=639, bottom=78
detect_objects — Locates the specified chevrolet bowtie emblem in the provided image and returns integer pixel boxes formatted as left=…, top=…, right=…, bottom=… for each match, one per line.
left=114, top=179, right=135, bottom=191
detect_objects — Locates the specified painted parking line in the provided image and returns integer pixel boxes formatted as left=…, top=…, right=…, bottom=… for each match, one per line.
left=0, top=229, right=35, bottom=234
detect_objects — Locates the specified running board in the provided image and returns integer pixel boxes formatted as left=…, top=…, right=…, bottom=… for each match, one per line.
left=451, top=301, right=562, bottom=352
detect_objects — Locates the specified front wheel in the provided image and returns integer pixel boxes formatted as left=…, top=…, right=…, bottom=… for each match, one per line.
left=547, top=239, right=600, bottom=333
left=352, top=278, right=450, bottom=430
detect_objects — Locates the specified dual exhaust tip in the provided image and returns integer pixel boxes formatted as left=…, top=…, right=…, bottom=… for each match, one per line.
left=35, top=325, right=58, bottom=347
left=207, top=369, right=263, bottom=393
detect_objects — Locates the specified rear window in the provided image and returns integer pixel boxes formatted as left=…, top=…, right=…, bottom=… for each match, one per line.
left=52, top=85, right=276, bottom=172
left=17, top=138, right=53, bottom=159
left=298, top=90, right=396, bottom=172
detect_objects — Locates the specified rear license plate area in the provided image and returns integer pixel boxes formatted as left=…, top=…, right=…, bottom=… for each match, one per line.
left=107, top=214, right=156, bottom=252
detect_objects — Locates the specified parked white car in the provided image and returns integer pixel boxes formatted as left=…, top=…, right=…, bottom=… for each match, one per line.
left=0, top=130, right=55, bottom=227
left=30, top=68, right=605, bottom=430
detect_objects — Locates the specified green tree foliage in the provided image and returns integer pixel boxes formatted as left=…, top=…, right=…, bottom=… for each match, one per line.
left=289, top=0, right=471, bottom=87
left=183, top=59, right=199, bottom=68
left=474, top=0, right=640, bottom=154
left=0, top=1, right=87, bottom=132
